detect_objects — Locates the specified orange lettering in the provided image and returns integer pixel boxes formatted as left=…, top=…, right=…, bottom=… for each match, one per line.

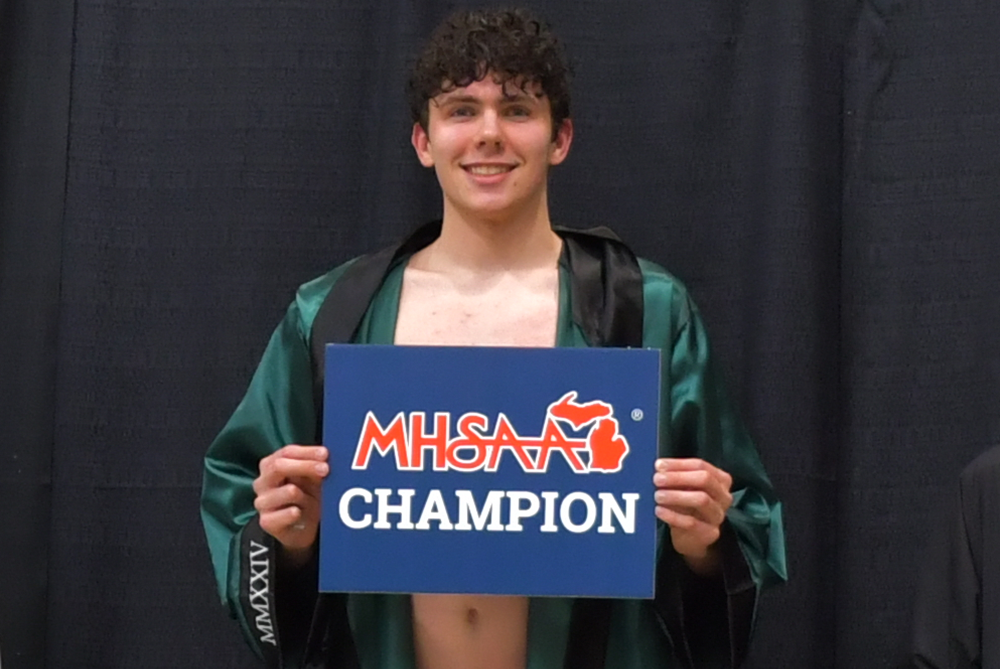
left=353, top=412, right=409, bottom=469
left=447, top=413, right=490, bottom=471
left=536, top=417, right=588, bottom=472
left=410, top=412, right=449, bottom=470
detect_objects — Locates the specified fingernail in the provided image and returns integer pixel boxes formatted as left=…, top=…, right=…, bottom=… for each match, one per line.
left=316, top=463, right=329, bottom=475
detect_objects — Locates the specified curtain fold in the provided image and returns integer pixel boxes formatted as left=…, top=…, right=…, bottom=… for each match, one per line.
left=0, top=1, right=75, bottom=668
left=0, top=0, right=997, bottom=667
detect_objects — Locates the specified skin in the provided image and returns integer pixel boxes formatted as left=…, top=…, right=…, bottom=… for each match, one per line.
left=251, top=73, right=734, bottom=667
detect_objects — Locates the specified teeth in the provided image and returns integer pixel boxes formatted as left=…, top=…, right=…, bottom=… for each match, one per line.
left=468, top=165, right=512, bottom=175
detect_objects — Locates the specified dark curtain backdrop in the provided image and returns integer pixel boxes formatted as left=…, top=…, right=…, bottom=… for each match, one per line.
left=1, top=0, right=998, bottom=667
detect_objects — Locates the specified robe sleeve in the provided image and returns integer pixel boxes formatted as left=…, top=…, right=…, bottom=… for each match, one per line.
left=199, top=297, right=323, bottom=668
left=646, top=272, right=787, bottom=667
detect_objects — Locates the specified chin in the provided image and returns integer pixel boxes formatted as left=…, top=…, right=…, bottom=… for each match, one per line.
left=448, top=191, right=541, bottom=223
left=458, top=199, right=518, bottom=218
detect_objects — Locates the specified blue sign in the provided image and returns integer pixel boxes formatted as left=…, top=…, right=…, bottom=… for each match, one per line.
left=320, top=345, right=660, bottom=598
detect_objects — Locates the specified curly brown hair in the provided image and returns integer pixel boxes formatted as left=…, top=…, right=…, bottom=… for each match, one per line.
left=407, top=8, right=572, bottom=138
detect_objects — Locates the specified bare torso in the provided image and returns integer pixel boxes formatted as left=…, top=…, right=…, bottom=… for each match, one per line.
left=395, top=252, right=559, bottom=669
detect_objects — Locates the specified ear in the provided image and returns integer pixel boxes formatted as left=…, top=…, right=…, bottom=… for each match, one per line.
left=548, top=118, right=574, bottom=166
left=411, top=122, right=435, bottom=167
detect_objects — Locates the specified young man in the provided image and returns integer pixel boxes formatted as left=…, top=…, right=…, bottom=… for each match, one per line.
left=201, top=8, right=786, bottom=668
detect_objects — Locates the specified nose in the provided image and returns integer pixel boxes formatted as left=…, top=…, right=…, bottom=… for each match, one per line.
left=476, top=109, right=503, bottom=150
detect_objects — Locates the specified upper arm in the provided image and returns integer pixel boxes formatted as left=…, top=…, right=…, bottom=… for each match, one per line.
left=641, top=262, right=787, bottom=588
left=200, top=301, right=318, bottom=607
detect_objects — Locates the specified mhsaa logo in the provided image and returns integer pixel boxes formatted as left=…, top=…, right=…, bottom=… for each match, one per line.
left=352, top=391, right=631, bottom=474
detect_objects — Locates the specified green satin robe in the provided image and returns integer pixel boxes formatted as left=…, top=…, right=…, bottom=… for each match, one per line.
left=201, top=253, right=787, bottom=668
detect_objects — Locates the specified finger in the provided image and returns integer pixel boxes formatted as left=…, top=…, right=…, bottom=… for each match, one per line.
left=255, top=457, right=330, bottom=494
left=260, top=506, right=319, bottom=547
left=654, top=490, right=728, bottom=526
left=653, top=474, right=730, bottom=510
left=272, top=456, right=330, bottom=479
left=252, top=464, right=291, bottom=496
left=654, top=468, right=732, bottom=497
left=261, top=504, right=303, bottom=528
left=288, top=475, right=324, bottom=499
left=254, top=446, right=328, bottom=489
left=654, top=459, right=733, bottom=495
left=655, top=480, right=733, bottom=513
left=655, top=457, right=727, bottom=474
left=254, top=482, right=315, bottom=514
left=259, top=500, right=321, bottom=534
left=274, top=445, right=329, bottom=461
left=655, top=506, right=721, bottom=549
left=655, top=504, right=700, bottom=530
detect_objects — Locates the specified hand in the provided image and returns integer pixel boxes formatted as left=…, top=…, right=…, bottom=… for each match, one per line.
left=253, top=445, right=329, bottom=565
left=653, top=458, right=733, bottom=575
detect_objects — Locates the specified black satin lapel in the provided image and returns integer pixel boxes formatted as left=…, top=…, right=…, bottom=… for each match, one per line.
left=556, top=226, right=644, bottom=349
left=238, top=517, right=282, bottom=667
left=310, top=220, right=443, bottom=430
left=308, top=222, right=644, bottom=669
left=305, top=221, right=442, bottom=669
left=314, top=221, right=645, bottom=359
left=311, top=220, right=441, bottom=349
left=555, top=225, right=644, bottom=669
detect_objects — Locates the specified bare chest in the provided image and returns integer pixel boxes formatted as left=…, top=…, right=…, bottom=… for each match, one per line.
left=395, top=266, right=557, bottom=667
left=394, top=268, right=559, bottom=347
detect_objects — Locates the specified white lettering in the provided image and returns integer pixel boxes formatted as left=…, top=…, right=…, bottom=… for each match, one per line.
left=598, top=492, right=639, bottom=534
left=540, top=491, right=560, bottom=532
left=337, top=488, right=637, bottom=535
left=454, top=489, right=506, bottom=531
left=560, top=492, right=598, bottom=533
left=505, top=491, right=540, bottom=531
left=339, top=487, right=372, bottom=529
left=373, top=488, right=415, bottom=529
left=415, top=489, right=454, bottom=530
left=247, top=540, right=276, bottom=646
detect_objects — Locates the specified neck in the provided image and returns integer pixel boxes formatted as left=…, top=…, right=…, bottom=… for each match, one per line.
left=424, top=198, right=562, bottom=273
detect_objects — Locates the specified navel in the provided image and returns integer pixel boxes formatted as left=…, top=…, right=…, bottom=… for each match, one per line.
left=465, top=606, right=479, bottom=626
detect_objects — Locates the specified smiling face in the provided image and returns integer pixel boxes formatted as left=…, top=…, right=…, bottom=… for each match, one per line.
left=411, top=74, right=573, bottom=226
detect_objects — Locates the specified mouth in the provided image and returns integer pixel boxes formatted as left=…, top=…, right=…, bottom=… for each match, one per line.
left=462, top=164, right=516, bottom=176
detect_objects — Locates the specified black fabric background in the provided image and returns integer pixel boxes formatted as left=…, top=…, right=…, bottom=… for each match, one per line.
left=0, top=0, right=74, bottom=664
left=1, top=0, right=998, bottom=667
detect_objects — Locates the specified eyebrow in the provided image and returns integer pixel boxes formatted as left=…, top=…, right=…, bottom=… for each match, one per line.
left=435, top=91, right=541, bottom=106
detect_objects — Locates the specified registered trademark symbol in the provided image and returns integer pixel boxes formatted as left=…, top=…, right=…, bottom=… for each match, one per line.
left=631, top=408, right=644, bottom=421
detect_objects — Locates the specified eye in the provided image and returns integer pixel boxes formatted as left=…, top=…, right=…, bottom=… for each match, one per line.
left=449, top=106, right=475, bottom=118
left=505, top=106, right=532, bottom=118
